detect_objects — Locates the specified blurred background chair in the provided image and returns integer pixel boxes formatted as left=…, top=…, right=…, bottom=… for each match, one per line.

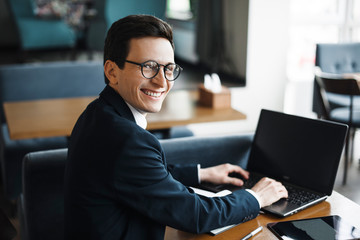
left=5, top=0, right=168, bottom=61
left=105, top=0, right=166, bottom=27
left=6, top=0, right=77, bottom=60
left=312, top=43, right=360, bottom=119
left=85, top=0, right=167, bottom=56
left=315, top=67, right=360, bottom=185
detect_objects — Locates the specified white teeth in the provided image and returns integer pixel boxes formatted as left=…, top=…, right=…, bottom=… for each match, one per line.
left=144, top=90, right=161, bottom=97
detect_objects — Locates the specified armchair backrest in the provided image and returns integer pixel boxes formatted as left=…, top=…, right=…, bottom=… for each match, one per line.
left=315, top=43, right=360, bottom=74
left=105, top=0, right=167, bottom=27
left=6, top=0, right=35, bottom=18
left=20, top=148, right=67, bottom=240
left=160, top=133, right=253, bottom=168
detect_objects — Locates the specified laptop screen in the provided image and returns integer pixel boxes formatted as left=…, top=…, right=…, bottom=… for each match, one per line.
left=247, top=109, right=348, bottom=195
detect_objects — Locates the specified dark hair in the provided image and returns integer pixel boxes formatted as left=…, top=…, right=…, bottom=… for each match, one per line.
left=103, top=14, right=174, bottom=84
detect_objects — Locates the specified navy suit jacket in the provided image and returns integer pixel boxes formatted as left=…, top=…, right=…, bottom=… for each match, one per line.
left=64, top=85, right=259, bottom=240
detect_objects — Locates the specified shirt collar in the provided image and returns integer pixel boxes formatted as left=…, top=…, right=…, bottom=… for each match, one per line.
left=125, top=102, right=148, bottom=129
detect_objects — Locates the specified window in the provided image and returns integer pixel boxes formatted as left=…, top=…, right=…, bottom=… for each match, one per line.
left=166, top=0, right=195, bottom=21
left=287, top=0, right=360, bottom=81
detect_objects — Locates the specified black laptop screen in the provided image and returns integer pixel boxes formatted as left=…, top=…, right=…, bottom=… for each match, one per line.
left=247, top=109, right=348, bottom=195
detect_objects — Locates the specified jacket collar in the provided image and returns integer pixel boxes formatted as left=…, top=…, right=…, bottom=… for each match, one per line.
left=99, top=85, right=135, bottom=123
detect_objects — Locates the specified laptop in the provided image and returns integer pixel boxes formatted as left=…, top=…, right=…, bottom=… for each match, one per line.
left=201, top=109, right=348, bottom=217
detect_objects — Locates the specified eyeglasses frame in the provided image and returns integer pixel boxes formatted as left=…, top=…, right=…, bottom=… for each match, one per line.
left=125, top=60, right=183, bottom=81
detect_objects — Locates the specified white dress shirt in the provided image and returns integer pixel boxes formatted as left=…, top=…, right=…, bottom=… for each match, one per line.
left=126, top=103, right=147, bottom=129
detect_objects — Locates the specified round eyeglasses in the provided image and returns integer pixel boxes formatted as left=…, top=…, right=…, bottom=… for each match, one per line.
left=125, top=60, right=183, bottom=81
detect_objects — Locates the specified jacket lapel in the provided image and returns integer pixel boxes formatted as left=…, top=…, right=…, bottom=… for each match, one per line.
left=99, top=85, right=135, bottom=123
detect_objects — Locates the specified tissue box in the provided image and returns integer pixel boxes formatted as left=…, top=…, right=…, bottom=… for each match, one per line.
left=198, top=84, right=231, bottom=109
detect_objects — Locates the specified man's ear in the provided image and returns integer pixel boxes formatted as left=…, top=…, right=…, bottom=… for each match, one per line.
left=104, top=60, right=118, bottom=85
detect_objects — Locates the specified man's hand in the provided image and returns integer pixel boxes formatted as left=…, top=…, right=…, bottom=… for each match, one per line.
left=251, top=177, right=288, bottom=207
left=199, top=163, right=249, bottom=187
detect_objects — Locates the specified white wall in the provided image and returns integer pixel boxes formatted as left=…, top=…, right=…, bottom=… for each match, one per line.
left=189, top=0, right=291, bottom=136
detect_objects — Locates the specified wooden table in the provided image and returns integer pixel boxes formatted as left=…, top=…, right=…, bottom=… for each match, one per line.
left=3, top=90, right=246, bottom=140
left=164, top=191, right=360, bottom=240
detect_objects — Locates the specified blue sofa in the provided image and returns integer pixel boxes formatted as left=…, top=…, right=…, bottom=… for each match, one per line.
left=19, top=133, right=253, bottom=240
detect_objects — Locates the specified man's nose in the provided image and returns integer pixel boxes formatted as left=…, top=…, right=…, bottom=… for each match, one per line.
left=152, top=67, right=167, bottom=87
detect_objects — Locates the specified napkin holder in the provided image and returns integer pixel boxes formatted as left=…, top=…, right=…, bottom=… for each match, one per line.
left=198, top=84, right=231, bottom=109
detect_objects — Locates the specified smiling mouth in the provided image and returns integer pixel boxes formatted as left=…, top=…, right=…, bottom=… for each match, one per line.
left=142, top=89, right=163, bottom=98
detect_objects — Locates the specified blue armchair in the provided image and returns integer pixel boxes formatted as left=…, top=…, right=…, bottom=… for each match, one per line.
left=106, top=0, right=166, bottom=26
left=85, top=0, right=167, bottom=54
left=6, top=0, right=77, bottom=51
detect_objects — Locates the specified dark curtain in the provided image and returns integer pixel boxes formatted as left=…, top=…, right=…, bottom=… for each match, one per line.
left=196, top=0, right=225, bottom=73
left=196, top=0, right=249, bottom=83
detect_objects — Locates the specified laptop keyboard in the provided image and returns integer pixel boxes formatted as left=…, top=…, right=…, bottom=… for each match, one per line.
left=200, top=173, right=324, bottom=207
left=243, top=176, right=324, bottom=206
left=284, top=184, right=323, bottom=206
left=242, top=174, right=261, bottom=188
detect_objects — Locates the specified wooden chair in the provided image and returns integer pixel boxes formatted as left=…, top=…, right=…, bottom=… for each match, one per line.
left=315, top=67, right=360, bottom=185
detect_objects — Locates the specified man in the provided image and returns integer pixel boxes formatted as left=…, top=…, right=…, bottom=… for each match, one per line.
left=64, top=15, right=287, bottom=240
